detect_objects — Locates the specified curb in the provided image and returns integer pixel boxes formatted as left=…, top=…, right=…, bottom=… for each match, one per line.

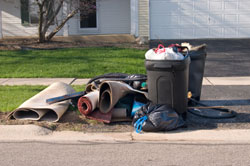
left=1, top=125, right=250, bottom=143
left=131, top=129, right=250, bottom=143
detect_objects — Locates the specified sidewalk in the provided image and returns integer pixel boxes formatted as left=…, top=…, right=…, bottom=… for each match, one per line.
left=2, top=76, right=250, bottom=85
left=0, top=78, right=90, bottom=85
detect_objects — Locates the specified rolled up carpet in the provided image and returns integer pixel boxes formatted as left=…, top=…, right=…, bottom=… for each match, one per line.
left=7, top=82, right=75, bottom=122
left=77, top=91, right=99, bottom=115
left=85, top=83, right=98, bottom=93
left=99, top=81, right=148, bottom=114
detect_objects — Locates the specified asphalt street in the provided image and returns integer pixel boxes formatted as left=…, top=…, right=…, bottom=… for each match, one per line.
left=187, top=85, right=250, bottom=130
left=0, top=141, right=250, bottom=166
left=205, top=52, right=250, bottom=77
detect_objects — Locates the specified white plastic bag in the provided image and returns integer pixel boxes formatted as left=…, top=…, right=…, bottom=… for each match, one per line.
left=145, top=44, right=184, bottom=60
left=164, top=47, right=184, bottom=60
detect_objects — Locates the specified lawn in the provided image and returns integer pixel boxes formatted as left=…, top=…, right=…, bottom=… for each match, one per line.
left=0, top=85, right=85, bottom=112
left=0, top=47, right=146, bottom=78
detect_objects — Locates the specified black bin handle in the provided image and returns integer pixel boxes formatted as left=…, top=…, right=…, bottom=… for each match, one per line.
left=153, top=63, right=172, bottom=69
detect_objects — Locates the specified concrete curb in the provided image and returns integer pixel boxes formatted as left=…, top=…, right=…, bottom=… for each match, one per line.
left=1, top=77, right=250, bottom=86
left=131, top=129, right=250, bottom=143
left=1, top=125, right=250, bottom=143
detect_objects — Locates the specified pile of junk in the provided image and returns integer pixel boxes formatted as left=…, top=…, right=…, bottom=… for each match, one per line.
left=7, top=43, right=237, bottom=133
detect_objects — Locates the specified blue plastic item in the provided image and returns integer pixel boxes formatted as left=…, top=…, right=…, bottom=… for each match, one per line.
left=131, top=101, right=146, bottom=117
left=134, top=116, right=148, bottom=134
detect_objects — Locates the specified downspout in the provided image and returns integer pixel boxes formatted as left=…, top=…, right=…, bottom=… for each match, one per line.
left=130, top=0, right=138, bottom=37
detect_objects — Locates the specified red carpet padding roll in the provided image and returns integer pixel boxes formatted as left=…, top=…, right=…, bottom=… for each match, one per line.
left=77, top=91, right=99, bottom=115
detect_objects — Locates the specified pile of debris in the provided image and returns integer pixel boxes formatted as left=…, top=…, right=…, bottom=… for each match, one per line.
left=7, top=43, right=237, bottom=133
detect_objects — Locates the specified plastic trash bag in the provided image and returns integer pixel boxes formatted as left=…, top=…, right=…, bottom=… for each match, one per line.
left=133, top=103, right=185, bottom=133
left=145, top=44, right=184, bottom=60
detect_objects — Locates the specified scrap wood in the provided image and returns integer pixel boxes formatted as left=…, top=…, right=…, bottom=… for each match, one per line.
left=46, top=91, right=86, bottom=104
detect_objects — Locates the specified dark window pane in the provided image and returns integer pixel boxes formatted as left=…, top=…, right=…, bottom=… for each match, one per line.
left=20, top=0, right=40, bottom=25
left=21, top=0, right=29, bottom=25
left=80, top=12, right=96, bottom=28
left=80, top=0, right=97, bottom=28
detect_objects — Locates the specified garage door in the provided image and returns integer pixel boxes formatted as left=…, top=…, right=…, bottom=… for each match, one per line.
left=150, top=0, right=250, bottom=39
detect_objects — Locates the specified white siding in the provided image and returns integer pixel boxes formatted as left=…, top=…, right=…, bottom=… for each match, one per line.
left=1, top=0, right=37, bottom=37
left=150, top=0, right=250, bottom=39
left=62, top=2, right=69, bottom=36
left=0, top=0, right=64, bottom=38
left=69, top=0, right=131, bottom=35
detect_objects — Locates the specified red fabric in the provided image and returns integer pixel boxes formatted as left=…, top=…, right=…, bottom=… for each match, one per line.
left=77, top=96, right=93, bottom=115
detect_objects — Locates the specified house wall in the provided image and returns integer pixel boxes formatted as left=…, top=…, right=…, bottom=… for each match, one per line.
left=0, top=0, right=131, bottom=38
left=0, top=0, right=63, bottom=38
left=0, top=8, right=2, bottom=39
left=138, top=0, right=149, bottom=39
left=68, top=0, right=131, bottom=35
left=1, top=0, right=37, bottom=37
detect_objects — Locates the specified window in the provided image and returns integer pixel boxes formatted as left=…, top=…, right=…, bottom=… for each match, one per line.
left=79, top=0, right=97, bottom=28
left=20, top=0, right=30, bottom=25
left=20, top=0, right=54, bottom=26
left=21, top=0, right=39, bottom=25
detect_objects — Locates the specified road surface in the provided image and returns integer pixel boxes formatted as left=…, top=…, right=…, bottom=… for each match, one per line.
left=1, top=141, right=250, bottom=166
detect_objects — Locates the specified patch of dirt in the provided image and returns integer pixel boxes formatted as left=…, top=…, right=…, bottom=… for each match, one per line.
left=0, top=111, right=133, bottom=133
left=0, top=37, right=148, bottom=50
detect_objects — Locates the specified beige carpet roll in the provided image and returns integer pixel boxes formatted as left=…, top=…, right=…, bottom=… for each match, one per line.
left=8, top=82, right=75, bottom=122
left=99, top=81, right=148, bottom=114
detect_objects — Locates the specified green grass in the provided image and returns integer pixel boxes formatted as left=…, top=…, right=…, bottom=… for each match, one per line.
left=0, top=85, right=85, bottom=112
left=0, top=47, right=146, bottom=78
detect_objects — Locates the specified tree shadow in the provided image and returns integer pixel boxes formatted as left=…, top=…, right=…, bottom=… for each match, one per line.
left=200, top=99, right=250, bottom=107
left=184, top=99, right=250, bottom=131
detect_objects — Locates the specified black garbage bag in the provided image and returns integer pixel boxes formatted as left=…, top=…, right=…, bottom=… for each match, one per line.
left=133, top=103, right=185, bottom=133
